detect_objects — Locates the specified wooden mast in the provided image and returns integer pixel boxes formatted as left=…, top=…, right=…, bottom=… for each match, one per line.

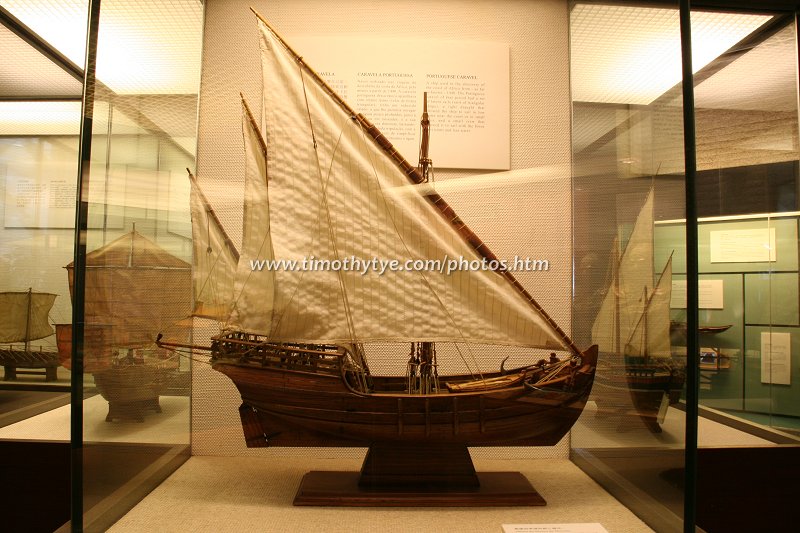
left=249, top=8, right=584, bottom=358
left=24, top=287, right=32, bottom=352
left=187, top=169, right=241, bottom=263
left=413, top=92, right=436, bottom=392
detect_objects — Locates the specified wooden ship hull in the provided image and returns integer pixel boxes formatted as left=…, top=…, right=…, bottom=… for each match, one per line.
left=210, top=335, right=598, bottom=447
left=593, top=354, right=685, bottom=432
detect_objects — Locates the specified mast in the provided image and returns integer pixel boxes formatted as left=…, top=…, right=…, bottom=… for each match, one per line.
left=642, top=285, right=649, bottom=362
left=418, top=92, right=432, bottom=183
left=613, top=238, right=621, bottom=354
left=250, top=8, right=583, bottom=357
left=411, top=92, right=437, bottom=393
left=24, top=287, right=32, bottom=352
left=187, top=168, right=240, bottom=263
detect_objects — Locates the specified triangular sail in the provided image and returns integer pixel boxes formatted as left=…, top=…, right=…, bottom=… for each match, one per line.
left=593, top=191, right=655, bottom=354
left=0, top=291, right=56, bottom=343
left=248, top=16, right=570, bottom=350
left=625, top=256, right=673, bottom=359
left=618, top=190, right=654, bottom=344
left=228, top=100, right=275, bottom=331
left=190, top=172, right=240, bottom=320
left=591, top=237, right=620, bottom=353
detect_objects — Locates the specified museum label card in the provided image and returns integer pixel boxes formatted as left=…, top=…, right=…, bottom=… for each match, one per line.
left=710, top=228, right=776, bottom=263
left=4, top=162, right=76, bottom=228
left=761, top=331, right=791, bottom=385
left=502, top=524, right=609, bottom=533
left=291, top=36, right=510, bottom=170
left=670, top=279, right=724, bottom=309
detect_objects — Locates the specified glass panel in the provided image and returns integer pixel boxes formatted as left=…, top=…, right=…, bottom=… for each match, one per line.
left=0, top=2, right=86, bottom=530
left=78, top=1, right=203, bottom=530
left=571, top=3, right=800, bottom=531
left=688, top=12, right=800, bottom=441
left=686, top=9, right=800, bottom=532
left=569, top=2, right=688, bottom=531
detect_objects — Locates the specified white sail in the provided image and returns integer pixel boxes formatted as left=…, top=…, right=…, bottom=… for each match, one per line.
left=228, top=102, right=275, bottom=331
left=625, top=256, right=673, bottom=359
left=591, top=238, right=620, bottom=353
left=592, top=190, right=657, bottom=354
left=66, top=232, right=191, bottom=349
left=244, top=18, right=568, bottom=350
left=617, top=190, right=654, bottom=345
left=190, top=175, right=239, bottom=320
left=0, top=291, right=56, bottom=343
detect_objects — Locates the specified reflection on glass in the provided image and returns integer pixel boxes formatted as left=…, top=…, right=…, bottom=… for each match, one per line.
left=75, top=0, right=203, bottom=530
left=570, top=2, right=688, bottom=530
left=689, top=18, right=800, bottom=439
left=0, top=133, right=79, bottom=428
left=571, top=2, right=800, bottom=531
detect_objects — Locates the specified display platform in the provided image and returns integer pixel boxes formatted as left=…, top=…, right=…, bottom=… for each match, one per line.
left=0, top=394, right=190, bottom=444
left=294, top=471, right=546, bottom=507
left=107, top=455, right=653, bottom=533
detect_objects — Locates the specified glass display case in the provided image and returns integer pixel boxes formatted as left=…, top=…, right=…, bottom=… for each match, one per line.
left=2, top=1, right=799, bottom=532
left=0, top=1, right=200, bottom=530
left=570, top=2, right=800, bottom=532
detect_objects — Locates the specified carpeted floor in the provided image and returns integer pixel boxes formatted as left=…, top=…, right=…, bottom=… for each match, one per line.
left=108, top=455, right=653, bottom=533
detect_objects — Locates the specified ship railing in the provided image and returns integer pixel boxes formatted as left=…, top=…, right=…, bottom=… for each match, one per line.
left=213, top=332, right=345, bottom=376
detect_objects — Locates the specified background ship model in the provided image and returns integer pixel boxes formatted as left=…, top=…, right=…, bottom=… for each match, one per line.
left=591, top=190, right=685, bottom=433
left=161, top=10, right=597, bottom=501
left=59, top=230, right=191, bottom=421
left=0, top=289, right=59, bottom=381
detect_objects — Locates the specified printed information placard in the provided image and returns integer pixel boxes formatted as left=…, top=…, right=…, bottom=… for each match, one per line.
left=761, top=331, right=791, bottom=385
left=292, top=36, right=510, bottom=170
left=502, top=524, right=609, bottom=533
left=710, top=228, right=776, bottom=263
left=4, top=162, right=76, bottom=228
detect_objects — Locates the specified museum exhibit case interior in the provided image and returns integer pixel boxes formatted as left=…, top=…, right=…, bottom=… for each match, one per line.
left=0, top=0, right=199, bottom=530
left=1, top=0, right=799, bottom=532
left=569, top=2, right=800, bottom=533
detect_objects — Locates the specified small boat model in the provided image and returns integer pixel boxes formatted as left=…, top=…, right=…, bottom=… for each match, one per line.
left=0, top=288, right=59, bottom=381
left=60, top=230, right=191, bottom=421
left=591, top=190, right=685, bottom=432
left=161, top=10, right=597, bottom=501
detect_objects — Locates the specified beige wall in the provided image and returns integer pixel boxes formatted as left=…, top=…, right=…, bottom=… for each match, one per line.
left=193, top=0, right=573, bottom=457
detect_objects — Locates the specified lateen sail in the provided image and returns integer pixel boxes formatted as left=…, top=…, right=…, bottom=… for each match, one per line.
left=617, top=190, right=654, bottom=344
left=0, top=291, right=57, bottom=343
left=625, top=256, right=673, bottom=359
left=592, top=190, right=655, bottom=353
left=233, top=19, right=569, bottom=349
left=591, top=237, right=620, bottom=353
left=190, top=171, right=240, bottom=321
left=229, top=101, right=275, bottom=330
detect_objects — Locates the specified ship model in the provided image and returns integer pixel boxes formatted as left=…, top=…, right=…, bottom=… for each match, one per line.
left=59, top=230, right=191, bottom=421
left=160, top=10, right=598, bottom=503
left=591, top=190, right=685, bottom=433
left=0, top=289, right=59, bottom=381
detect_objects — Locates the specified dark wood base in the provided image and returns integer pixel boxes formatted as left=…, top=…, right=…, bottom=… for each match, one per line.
left=294, top=442, right=545, bottom=506
left=294, top=470, right=546, bottom=506
left=3, top=363, right=58, bottom=382
left=105, top=397, right=161, bottom=422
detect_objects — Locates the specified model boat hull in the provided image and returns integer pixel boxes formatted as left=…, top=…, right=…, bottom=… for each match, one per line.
left=214, top=352, right=596, bottom=447
left=593, top=355, right=685, bottom=432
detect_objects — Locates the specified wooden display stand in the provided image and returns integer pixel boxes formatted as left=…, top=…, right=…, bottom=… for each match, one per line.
left=294, top=442, right=546, bottom=507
